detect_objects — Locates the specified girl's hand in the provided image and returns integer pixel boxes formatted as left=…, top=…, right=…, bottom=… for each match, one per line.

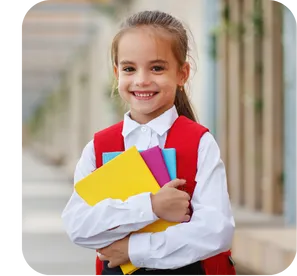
left=151, top=179, right=191, bottom=222
left=98, top=236, right=130, bottom=268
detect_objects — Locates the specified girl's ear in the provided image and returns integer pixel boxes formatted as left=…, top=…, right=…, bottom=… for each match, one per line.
left=113, top=65, right=119, bottom=80
left=178, top=62, right=190, bottom=86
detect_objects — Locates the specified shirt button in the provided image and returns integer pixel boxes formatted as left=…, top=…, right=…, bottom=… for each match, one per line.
left=140, top=211, right=144, bottom=217
left=141, top=126, right=147, bottom=132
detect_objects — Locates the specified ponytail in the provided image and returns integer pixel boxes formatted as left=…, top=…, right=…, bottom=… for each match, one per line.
left=174, top=86, right=197, bottom=122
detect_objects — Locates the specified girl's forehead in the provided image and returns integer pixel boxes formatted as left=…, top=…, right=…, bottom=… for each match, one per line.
left=118, top=27, right=174, bottom=61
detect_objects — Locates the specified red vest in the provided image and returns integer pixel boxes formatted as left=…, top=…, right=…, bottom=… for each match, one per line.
left=93, top=116, right=235, bottom=275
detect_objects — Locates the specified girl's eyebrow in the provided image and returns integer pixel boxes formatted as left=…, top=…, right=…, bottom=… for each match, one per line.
left=119, top=59, right=169, bottom=66
left=119, top=60, right=135, bottom=66
left=149, top=59, right=169, bottom=65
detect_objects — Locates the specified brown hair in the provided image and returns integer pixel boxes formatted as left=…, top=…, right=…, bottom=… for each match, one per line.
left=111, top=10, right=197, bottom=122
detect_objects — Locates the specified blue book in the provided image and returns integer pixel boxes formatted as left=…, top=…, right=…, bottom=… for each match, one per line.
left=103, top=148, right=176, bottom=180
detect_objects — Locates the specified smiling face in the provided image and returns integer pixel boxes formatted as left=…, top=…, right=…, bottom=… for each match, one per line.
left=114, top=27, right=189, bottom=124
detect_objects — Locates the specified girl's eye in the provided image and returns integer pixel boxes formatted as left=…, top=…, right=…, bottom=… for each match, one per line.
left=152, top=66, right=164, bottom=72
left=123, top=67, right=135, bottom=72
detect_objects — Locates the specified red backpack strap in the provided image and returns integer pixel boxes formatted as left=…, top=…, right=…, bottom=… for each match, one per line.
left=165, top=116, right=209, bottom=198
left=93, top=121, right=124, bottom=275
left=94, top=121, right=125, bottom=168
left=95, top=251, right=102, bottom=275
left=201, top=250, right=236, bottom=275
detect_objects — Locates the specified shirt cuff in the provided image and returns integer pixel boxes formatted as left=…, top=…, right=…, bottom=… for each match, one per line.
left=126, top=192, right=158, bottom=223
left=128, top=232, right=152, bottom=268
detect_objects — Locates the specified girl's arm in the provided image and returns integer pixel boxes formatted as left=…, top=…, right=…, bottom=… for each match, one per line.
left=128, top=132, right=235, bottom=269
left=61, top=140, right=158, bottom=250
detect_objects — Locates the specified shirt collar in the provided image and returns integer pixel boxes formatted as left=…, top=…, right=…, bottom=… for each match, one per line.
left=122, top=105, right=179, bottom=138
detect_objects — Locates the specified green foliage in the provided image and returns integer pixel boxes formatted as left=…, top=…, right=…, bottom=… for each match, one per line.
left=209, top=0, right=264, bottom=60
left=28, top=104, right=46, bottom=135
left=252, top=0, right=264, bottom=37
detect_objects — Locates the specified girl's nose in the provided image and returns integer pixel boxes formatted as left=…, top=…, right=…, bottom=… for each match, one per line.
left=134, top=70, right=151, bottom=87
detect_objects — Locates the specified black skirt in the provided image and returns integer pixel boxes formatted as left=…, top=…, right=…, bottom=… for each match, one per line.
left=102, top=260, right=205, bottom=275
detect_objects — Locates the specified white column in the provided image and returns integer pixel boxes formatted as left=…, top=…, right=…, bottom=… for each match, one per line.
left=88, top=14, right=121, bottom=137
left=283, top=6, right=296, bottom=225
left=66, top=62, right=83, bottom=176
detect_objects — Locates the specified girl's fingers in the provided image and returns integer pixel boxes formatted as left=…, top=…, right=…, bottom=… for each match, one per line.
left=99, top=254, right=109, bottom=261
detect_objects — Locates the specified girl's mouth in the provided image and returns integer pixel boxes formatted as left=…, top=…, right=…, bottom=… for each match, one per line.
left=132, top=91, right=158, bottom=100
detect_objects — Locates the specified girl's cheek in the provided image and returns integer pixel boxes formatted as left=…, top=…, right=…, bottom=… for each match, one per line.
left=118, top=78, right=130, bottom=92
left=118, top=82, right=128, bottom=92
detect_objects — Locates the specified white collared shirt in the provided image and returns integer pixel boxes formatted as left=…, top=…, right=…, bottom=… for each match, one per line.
left=61, top=105, right=235, bottom=269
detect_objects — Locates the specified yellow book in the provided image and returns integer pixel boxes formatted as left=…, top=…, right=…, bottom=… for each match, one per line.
left=75, top=146, right=177, bottom=274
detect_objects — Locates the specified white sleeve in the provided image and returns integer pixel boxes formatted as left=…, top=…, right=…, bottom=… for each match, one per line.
left=61, top=140, right=158, bottom=250
left=128, top=132, right=235, bottom=269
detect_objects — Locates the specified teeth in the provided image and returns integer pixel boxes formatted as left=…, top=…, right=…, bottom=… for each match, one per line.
left=135, top=93, right=154, bottom=97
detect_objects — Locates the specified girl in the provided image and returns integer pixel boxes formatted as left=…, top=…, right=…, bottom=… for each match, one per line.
left=62, top=10, right=235, bottom=275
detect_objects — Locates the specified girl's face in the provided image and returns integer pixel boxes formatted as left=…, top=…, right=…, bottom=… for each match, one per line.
left=114, top=27, right=190, bottom=124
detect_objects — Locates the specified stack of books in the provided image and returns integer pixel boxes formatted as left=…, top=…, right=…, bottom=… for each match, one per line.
left=75, top=145, right=177, bottom=274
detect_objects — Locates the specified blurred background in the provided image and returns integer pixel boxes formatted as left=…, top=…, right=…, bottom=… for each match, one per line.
left=22, top=0, right=296, bottom=274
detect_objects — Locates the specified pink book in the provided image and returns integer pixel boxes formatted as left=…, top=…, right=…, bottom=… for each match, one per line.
left=140, top=146, right=171, bottom=187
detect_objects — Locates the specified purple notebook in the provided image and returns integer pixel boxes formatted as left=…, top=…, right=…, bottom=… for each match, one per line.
left=140, top=146, right=171, bottom=187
